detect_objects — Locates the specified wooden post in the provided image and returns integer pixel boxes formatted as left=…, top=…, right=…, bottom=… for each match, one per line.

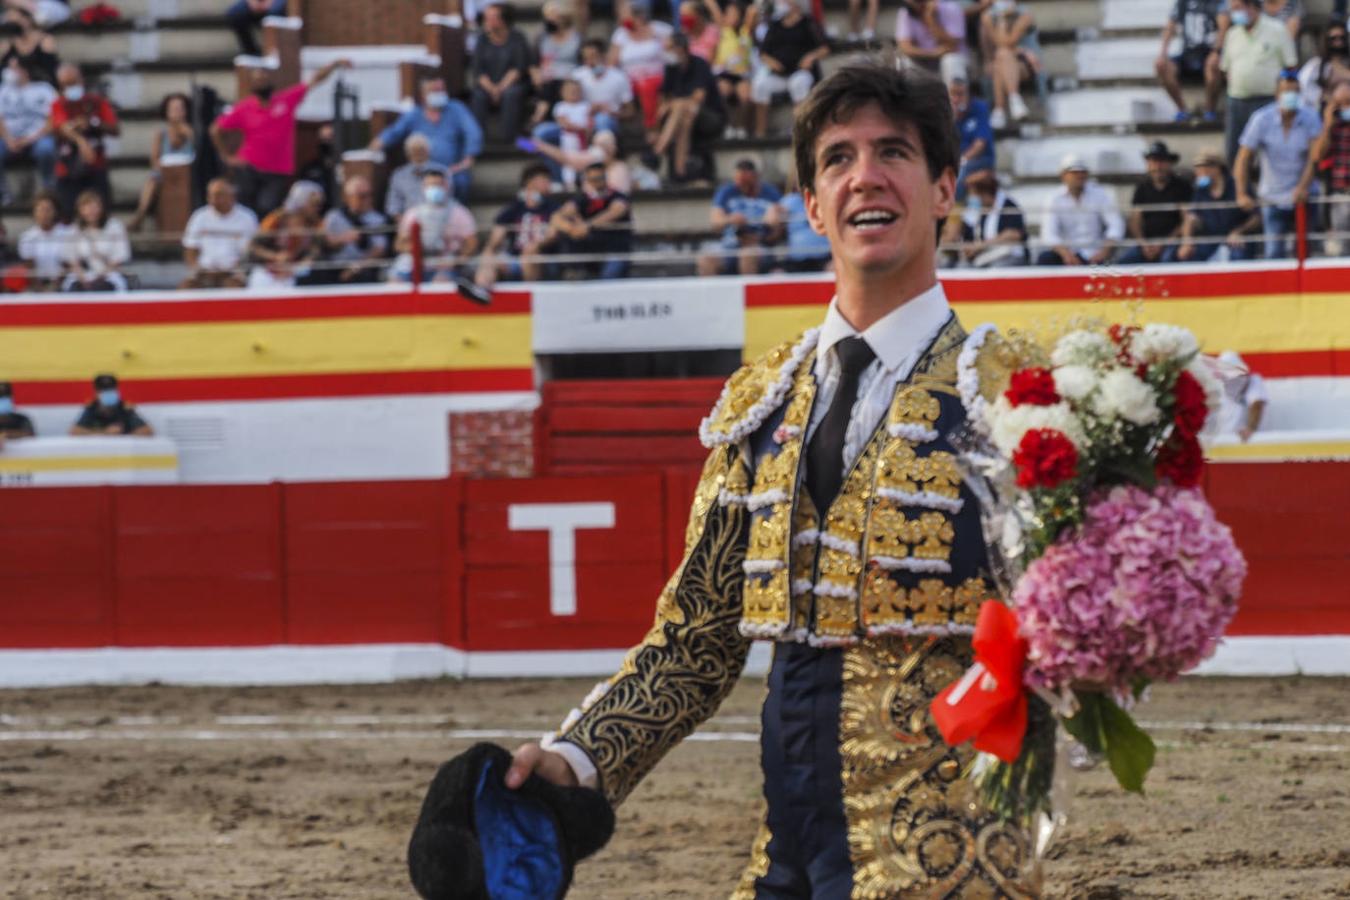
left=262, top=16, right=303, bottom=90
left=156, top=161, right=193, bottom=238
left=424, top=14, right=467, bottom=97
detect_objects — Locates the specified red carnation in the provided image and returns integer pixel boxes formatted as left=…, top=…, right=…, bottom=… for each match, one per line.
left=1156, top=430, right=1204, bottom=487
left=1013, top=429, right=1079, bottom=489
left=1109, top=324, right=1139, bottom=345
left=1171, top=369, right=1208, bottom=436
left=1005, top=367, right=1061, bottom=408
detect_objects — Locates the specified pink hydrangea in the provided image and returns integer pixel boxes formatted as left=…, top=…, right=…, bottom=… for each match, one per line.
left=1014, top=484, right=1246, bottom=697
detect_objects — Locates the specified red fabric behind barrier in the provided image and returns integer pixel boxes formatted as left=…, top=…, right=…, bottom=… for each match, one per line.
left=0, top=461, right=1345, bottom=651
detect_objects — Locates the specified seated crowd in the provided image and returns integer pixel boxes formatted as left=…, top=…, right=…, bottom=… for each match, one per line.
left=6, top=0, right=1350, bottom=290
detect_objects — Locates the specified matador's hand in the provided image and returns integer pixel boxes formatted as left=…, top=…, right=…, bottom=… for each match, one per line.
left=506, top=741, right=578, bottom=790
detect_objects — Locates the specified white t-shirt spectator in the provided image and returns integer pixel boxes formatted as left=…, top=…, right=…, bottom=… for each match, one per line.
left=1041, top=180, right=1126, bottom=259
left=571, top=64, right=633, bottom=112
left=0, top=79, right=56, bottom=140
left=18, top=222, right=73, bottom=279
left=182, top=203, right=259, bottom=273
left=66, top=220, right=130, bottom=279
left=612, top=22, right=673, bottom=82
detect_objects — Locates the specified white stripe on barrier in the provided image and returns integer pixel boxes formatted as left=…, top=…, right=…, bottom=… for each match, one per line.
left=0, top=638, right=1345, bottom=688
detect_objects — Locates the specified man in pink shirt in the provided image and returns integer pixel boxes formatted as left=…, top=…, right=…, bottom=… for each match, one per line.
left=210, top=60, right=350, bottom=216
left=895, top=0, right=969, bottom=85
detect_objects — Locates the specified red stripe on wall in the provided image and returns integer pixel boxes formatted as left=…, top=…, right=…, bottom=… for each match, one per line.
left=744, top=267, right=1311, bottom=307
left=1241, top=349, right=1350, bottom=378
left=0, top=289, right=532, bottom=326
left=16, top=368, right=535, bottom=405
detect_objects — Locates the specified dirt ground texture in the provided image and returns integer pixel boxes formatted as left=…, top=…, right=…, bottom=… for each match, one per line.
left=1, top=676, right=1348, bottom=900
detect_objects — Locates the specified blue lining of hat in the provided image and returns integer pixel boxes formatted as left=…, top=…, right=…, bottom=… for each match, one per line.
left=473, top=758, right=565, bottom=900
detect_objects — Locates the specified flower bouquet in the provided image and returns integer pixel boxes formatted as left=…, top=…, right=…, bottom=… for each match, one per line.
left=930, top=321, right=1248, bottom=826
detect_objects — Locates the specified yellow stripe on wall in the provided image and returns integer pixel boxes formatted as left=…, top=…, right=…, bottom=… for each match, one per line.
left=0, top=455, right=179, bottom=472
left=745, top=295, right=1350, bottom=361
left=1208, top=441, right=1350, bottom=462
left=7, top=314, right=533, bottom=381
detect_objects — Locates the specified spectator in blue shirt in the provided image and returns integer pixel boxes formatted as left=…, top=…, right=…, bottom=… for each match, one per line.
left=1234, top=70, right=1323, bottom=259
left=370, top=76, right=483, bottom=202
left=949, top=77, right=994, bottom=201
left=766, top=167, right=831, bottom=272
left=697, top=158, right=784, bottom=275
left=1175, top=148, right=1260, bottom=261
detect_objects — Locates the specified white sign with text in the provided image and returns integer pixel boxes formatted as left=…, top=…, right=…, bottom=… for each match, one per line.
left=530, top=278, right=745, bottom=354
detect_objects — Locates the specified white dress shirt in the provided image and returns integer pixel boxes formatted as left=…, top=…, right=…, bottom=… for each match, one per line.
left=545, top=284, right=955, bottom=789
left=1041, top=180, right=1126, bottom=259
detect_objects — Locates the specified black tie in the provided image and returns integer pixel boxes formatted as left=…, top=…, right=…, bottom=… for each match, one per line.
left=806, top=336, right=876, bottom=515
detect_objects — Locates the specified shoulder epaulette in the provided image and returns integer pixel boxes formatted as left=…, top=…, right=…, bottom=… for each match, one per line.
left=698, top=328, right=820, bottom=448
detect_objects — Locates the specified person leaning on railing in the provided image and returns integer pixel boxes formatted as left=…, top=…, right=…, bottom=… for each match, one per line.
left=1036, top=154, right=1125, bottom=266
left=181, top=177, right=257, bottom=289
left=319, top=174, right=392, bottom=286
left=1119, top=141, right=1192, bottom=265
left=549, top=159, right=633, bottom=279
left=1176, top=149, right=1261, bottom=261
left=1309, top=82, right=1350, bottom=256
left=474, top=162, right=561, bottom=289
left=939, top=166, right=1027, bottom=268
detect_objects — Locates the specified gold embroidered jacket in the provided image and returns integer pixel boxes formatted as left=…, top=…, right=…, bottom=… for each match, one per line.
left=553, top=317, right=1000, bottom=807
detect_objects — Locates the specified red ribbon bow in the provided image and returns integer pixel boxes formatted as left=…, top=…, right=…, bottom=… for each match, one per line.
left=930, top=600, right=1029, bottom=763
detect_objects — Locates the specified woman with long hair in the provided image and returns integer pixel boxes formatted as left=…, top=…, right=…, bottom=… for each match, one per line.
left=62, top=189, right=130, bottom=292
left=127, top=92, right=196, bottom=232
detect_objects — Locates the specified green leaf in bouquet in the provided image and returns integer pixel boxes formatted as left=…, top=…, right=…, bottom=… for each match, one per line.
left=1099, top=697, right=1156, bottom=795
left=1060, top=691, right=1106, bottom=755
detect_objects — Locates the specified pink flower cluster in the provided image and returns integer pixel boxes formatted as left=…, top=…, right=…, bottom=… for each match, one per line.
left=1014, top=484, right=1246, bottom=697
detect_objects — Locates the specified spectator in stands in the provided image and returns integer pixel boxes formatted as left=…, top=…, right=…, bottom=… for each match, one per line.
left=1221, top=0, right=1296, bottom=165
left=128, top=92, right=195, bottom=232
left=612, top=0, right=673, bottom=135
left=211, top=59, right=351, bottom=217
left=697, top=157, right=783, bottom=275
left=520, top=127, right=632, bottom=193
left=1214, top=350, right=1267, bottom=440
left=848, top=0, right=880, bottom=43
left=50, top=63, right=118, bottom=220
left=750, top=1, right=828, bottom=138
left=16, top=190, right=68, bottom=289
left=1176, top=149, right=1259, bottom=261
left=181, top=178, right=257, bottom=289
left=385, top=135, right=436, bottom=220
left=393, top=168, right=479, bottom=283
left=765, top=166, right=831, bottom=272
left=1119, top=141, right=1192, bottom=265
left=1235, top=70, right=1321, bottom=259
left=70, top=373, right=153, bottom=437
left=949, top=76, right=992, bottom=200
left=1311, top=83, right=1350, bottom=256
left=6, top=0, right=69, bottom=29
left=1262, top=0, right=1301, bottom=42
left=895, top=0, right=968, bottom=87
left=1157, top=0, right=1228, bottom=123
left=0, top=6, right=57, bottom=86
left=940, top=167, right=1027, bottom=267
left=651, top=32, right=725, bottom=183
left=531, top=1, right=582, bottom=127
left=1037, top=155, right=1125, bottom=266
left=981, top=0, right=1037, bottom=127
left=680, top=0, right=721, bottom=61
left=61, top=189, right=129, bottom=291
left=320, top=174, right=391, bottom=285
left=572, top=38, right=634, bottom=135
left=0, top=58, right=55, bottom=202
left=712, top=1, right=755, bottom=139
left=475, top=163, right=560, bottom=288
left=471, top=3, right=532, bottom=140
left=372, top=76, right=482, bottom=203
left=246, top=207, right=320, bottom=289
left=1298, top=22, right=1350, bottom=117
left=0, top=382, right=35, bottom=443
left=550, top=160, right=633, bottom=279
left=226, top=0, right=287, bottom=58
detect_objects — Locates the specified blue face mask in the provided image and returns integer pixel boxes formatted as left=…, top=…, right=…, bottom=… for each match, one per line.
left=1279, top=92, right=1300, bottom=112
left=0, top=397, right=13, bottom=415
left=1230, top=9, right=1250, bottom=27
left=423, top=185, right=447, bottom=205
left=1340, top=108, right=1350, bottom=122
left=1195, top=175, right=1213, bottom=189
left=98, top=389, right=120, bottom=407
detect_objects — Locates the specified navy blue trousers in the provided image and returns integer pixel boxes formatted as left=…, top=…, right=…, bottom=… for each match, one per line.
left=752, top=642, right=853, bottom=899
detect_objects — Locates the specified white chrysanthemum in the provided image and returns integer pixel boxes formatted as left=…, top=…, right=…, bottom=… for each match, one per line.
left=1093, top=368, right=1161, bottom=426
left=1052, top=365, right=1097, bottom=402
left=986, top=396, right=1087, bottom=456
left=1130, top=323, right=1200, bottom=365
left=1051, top=330, right=1113, bottom=368
left=1186, top=357, right=1223, bottom=415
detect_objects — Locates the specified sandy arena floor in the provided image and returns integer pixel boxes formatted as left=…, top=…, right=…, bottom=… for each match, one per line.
left=1, top=676, right=1348, bottom=899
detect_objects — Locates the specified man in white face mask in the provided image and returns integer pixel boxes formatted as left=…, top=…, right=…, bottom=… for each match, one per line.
left=1234, top=69, right=1322, bottom=259
left=370, top=76, right=483, bottom=203
left=49, top=62, right=119, bottom=221
left=0, top=58, right=57, bottom=202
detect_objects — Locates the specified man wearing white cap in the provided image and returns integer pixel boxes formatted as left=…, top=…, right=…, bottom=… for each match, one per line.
left=1215, top=350, right=1269, bottom=441
left=1036, top=154, right=1125, bottom=266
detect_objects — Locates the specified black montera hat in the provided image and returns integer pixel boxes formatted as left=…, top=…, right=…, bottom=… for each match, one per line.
left=407, top=743, right=615, bottom=900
